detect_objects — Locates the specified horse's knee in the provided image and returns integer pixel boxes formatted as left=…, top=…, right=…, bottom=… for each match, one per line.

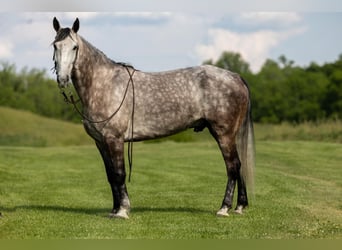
left=229, top=156, right=241, bottom=177
left=224, top=149, right=241, bottom=179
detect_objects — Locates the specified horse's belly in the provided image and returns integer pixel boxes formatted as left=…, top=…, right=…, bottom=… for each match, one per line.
left=125, top=110, right=200, bottom=141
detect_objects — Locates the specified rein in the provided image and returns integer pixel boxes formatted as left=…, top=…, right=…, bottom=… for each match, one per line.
left=61, top=66, right=136, bottom=182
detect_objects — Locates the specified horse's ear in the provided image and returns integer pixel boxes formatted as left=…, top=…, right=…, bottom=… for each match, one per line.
left=72, top=18, right=80, bottom=33
left=53, top=17, right=60, bottom=32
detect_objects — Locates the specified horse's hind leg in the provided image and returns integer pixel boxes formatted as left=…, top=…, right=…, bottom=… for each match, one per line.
left=211, top=131, right=247, bottom=217
left=235, top=166, right=248, bottom=214
left=96, top=137, right=130, bottom=219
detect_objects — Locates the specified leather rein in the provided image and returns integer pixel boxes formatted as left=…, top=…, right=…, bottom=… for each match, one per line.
left=60, top=66, right=136, bottom=182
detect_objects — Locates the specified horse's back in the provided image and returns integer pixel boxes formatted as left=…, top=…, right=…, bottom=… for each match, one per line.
left=140, top=64, right=245, bottom=100
left=130, top=65, right=249, bottom=140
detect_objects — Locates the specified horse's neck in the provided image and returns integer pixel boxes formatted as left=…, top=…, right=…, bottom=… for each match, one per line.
left=72, top=38, right=115, bottom=106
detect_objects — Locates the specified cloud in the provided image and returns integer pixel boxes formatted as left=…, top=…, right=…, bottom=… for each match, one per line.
left=236, top=12, right=302, bottom=27
left=62, top=12, right=100, bottom=20
left=195, top=27, right=306, bottom=72
left=55, top=12, right=173, bottom=27
left=0, top=14, right=56, bottom=72
left=194, top=12, right=307, bottom=72
left=111, top=12, right=172, bottom=19
left=0, top=40, right=13, bottom=58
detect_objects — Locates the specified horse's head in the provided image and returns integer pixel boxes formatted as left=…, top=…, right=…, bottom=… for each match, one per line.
left=52, top=17, right=80, bottom=88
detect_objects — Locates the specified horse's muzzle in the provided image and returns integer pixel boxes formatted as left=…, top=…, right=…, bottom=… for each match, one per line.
left=57, top=75, right=70, bottom=88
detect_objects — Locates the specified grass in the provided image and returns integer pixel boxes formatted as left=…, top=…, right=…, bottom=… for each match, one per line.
left=254, top=120, right=342, bottom=143
left=0, top=107, right=92, bottom=146
left=1, top=107, right=342, bottom=146
left=0, top=107, right=341, bottom=238
left=0, top=141, right=341, bottom=239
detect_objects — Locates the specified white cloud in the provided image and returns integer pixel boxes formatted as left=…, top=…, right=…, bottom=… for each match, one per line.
left=194, top=12, right=307, bottom=72
left=195, top=27, right=306, bottom=72
left=237, top=12, right=302, bottom=27
left=56, top=12, right=173, bottom=24
left=1, top=12, right=339, bottom=78
left=111, top=12, right=172, bottom=18
left=77, top=12, right=211, bottom=71
left=0, top=15, right=56, bottom=72
left=62, top=12, right=100, bottom=20
left=0, top=40, right=13, bottom=58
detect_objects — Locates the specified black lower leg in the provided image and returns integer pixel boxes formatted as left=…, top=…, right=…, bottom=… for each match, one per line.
left=111, top=170, right=130, bottom=212
left=221, top=178, right=236, bottom=210
left=220, top=147, right=241, bottom=211
left=96, top=139, right=130, bottom=214
left=236, top=178, right=248, bottom=209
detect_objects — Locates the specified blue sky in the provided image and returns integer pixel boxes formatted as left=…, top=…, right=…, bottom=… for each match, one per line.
left=0, top=11, right=341, bottom=78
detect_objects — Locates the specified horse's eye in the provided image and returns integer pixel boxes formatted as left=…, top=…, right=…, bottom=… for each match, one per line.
left=53, top=44, right=57, bottom=50
left=73, top=45, right=79, bottom=51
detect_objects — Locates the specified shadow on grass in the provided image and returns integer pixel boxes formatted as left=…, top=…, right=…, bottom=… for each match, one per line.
left=0, top=205, right=211, bottom=216
left=132, top=206, right=211, bottom=214
left=0, top=205, right=109, bottom=216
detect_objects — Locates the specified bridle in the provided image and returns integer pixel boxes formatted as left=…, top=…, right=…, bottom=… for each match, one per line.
left=53, top=48, right=136, bottom=182
left=60, top=66, right=136, bottom=126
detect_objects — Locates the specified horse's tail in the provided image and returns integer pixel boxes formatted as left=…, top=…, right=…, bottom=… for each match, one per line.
left=236, top=77, right=255, bottom=196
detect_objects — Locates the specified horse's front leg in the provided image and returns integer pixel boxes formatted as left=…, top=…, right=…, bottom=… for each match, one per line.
left=96, top=136, right=130, bottom=219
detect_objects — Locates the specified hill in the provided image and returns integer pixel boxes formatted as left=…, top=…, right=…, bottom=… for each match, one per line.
left=0, top=106, right=92, bottom=147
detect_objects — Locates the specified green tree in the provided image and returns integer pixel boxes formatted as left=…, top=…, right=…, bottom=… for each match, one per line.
left=252, top=59, right=286, bottom=123
left=320, top=55, right=342, bottom=119
left=0, top=61, right=80, bottom=123
left=203, top=51, right=251, bottom=75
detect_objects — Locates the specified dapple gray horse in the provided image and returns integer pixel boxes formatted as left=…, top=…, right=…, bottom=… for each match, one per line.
left=52, top=17, right=255, bottom=219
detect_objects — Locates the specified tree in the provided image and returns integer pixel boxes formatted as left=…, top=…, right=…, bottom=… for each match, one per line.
left=0, top=61, right=80, bottom=123
left=250, top=59, right=286, bottom=123
left=203, top=51, right=251, bottom=75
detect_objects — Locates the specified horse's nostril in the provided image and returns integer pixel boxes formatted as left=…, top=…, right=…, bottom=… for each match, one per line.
left=56, top=75, right=70, bottom=88
left=57, top=75, right=69, bottom=83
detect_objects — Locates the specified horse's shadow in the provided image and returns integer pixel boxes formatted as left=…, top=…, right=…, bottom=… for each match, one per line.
left=0, top=205, right=211, bottom=217
left=0, top=205, right=108, bottom=216
left=133, top=206, right=210, bottom=214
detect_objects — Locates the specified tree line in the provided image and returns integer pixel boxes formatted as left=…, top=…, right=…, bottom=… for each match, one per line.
left=0, top=52, right=341, bottom=124
left=0, top=62, right=79, bottom=122
left=205, top=52, right=342, bottom=123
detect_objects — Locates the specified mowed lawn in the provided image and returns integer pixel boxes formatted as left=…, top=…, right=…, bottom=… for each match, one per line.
left=0, top=140, right=341, bottom=239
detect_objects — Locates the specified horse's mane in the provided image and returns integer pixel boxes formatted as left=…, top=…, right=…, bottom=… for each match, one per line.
left=53, top=28, right=135, bottom=70
left=111, top=61, right=135, bottom=69
left=79, top=34, right=135, bottom=70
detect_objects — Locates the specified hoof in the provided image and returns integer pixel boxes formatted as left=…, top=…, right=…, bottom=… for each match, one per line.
left=216, top=207, right=229, bottom=217
left=109, top=208, right=129, bottom=219
left=234, top=205, right=244, bottom=215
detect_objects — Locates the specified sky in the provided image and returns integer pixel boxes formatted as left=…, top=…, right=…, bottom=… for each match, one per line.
left=0, top=9, right=342, bottom=78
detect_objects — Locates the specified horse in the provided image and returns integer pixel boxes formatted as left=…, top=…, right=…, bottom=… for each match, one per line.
left=52, top=17, right=255, bottom=219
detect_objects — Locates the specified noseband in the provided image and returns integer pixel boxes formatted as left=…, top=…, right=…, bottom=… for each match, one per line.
left=61, top=66, right=135, bottom=125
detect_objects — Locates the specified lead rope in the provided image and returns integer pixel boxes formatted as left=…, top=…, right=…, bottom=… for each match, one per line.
left=126, top=67, right=135, bottom=182
left=61, top=66, right=136, bottom=182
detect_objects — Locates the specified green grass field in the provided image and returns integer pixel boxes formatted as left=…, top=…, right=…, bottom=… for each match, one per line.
left=0, top=107, right=92, bottom=146
left=0, top=141, right=341, bottom=239
left=0, top=107, right=341, bottom=239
